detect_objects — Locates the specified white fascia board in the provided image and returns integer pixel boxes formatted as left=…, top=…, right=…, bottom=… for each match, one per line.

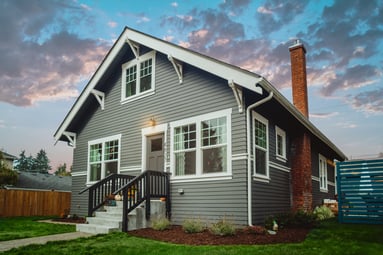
left=125, top=28, right=263, bottom=94
left=54, top=31, right=127, bottom=142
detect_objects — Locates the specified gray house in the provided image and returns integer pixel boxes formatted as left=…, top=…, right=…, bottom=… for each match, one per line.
left=54, top=27, right=346, bottom=231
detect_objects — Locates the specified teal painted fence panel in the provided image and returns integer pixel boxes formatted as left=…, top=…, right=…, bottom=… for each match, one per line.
left=336, top=159, right=383, bottom=224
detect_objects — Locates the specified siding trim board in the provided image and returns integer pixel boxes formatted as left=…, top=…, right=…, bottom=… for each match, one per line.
left=269, top=161, right=291, bottom=173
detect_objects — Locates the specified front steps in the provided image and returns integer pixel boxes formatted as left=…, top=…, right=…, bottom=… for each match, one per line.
left=76, top=200, right=166, bottom=234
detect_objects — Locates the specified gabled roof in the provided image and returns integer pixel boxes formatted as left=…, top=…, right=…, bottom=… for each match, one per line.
left=1, top=151, right=17, bottom=160
left=54, top=26, right=346, bottom=161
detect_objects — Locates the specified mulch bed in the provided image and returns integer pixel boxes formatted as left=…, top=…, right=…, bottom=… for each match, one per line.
left=129, top=225, right=311, bottom=245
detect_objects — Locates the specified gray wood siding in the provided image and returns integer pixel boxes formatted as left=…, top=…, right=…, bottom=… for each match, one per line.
left=251, top=168, right=291, bottom=224
left=70, top=51, right=249, bottom=224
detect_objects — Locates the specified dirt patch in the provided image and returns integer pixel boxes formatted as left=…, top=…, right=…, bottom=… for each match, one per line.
left=129, top=225, right=311, bottom=245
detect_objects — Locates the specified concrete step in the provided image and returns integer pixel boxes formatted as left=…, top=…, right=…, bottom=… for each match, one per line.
left=76, top=224, right=119, bottom=234
left=86, top=217, right=122, bottom=228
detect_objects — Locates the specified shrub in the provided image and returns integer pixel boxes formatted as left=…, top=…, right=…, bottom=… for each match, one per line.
left=314, top=205, right=334, bottom=220
left=291, top=210, right=316, bottom=227
left=182, top=218, right=205, bottom=233
left=265, top=210, right=316, bottom=229
left=210, top=217, right=236, bottom=236
left=151, top=217, right=171, bottom=231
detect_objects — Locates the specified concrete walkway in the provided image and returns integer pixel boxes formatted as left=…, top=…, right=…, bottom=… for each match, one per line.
left=0, top=232, right=95, bottom=252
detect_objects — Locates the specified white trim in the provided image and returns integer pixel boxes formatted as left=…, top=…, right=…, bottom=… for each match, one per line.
left=228, top=80, right=244, bottom=113
left=87, top=134, right=121, bottom=185
left=252, top=111, right=269, bottom=179
left=232, top=153, right=248, bottom=161
left=91, top=89, right=105, bottom=110
left=319, top=154, right=328, bottom=191
left=141, top=123, right=168, bottom=172
left=63, top=131, right=76, bottom=148
left=71, top=171, right=87, bottom=177
left=275, top=126, right=287, bottom=161
left=169, top=108, right=232, bottom=179
left=253, top=176, right=270, bottom=183
left=269, top=161, right=291, bottom=173
left=121, top=51, right=156, bottom=103
left=168, top=55, right=183, bottom=83
left=311, top=176, right=320, bottom=182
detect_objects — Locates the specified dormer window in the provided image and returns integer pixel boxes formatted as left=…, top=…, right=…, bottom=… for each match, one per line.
left=121, top=51, right=156, bottom=102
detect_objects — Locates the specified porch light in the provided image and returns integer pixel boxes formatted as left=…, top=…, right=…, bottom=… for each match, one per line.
left=150, top=117, right=156, bottom=127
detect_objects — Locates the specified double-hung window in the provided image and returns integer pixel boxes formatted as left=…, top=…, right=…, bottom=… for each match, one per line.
left=121, top=51, right=155, bottom=102
left=319, top=154, right=328, bottom=191
left=88, top=135, right=121, bottom=183
left=253, top=112, right=269, bottom=178
left=171, top=109, right=231, bottom=178
left=275, top=126, right=286, bottom=161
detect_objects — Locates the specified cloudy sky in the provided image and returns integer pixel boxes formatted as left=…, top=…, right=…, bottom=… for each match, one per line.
left=0, top=0, right=382, bottom=171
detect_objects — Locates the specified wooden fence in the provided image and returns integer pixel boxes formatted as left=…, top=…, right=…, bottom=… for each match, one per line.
left=336, top=158, right=383, bottom=224
left=0, top=189, right=71, bottom=217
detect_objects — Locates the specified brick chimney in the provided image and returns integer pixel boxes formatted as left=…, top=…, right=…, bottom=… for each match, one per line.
left=289, top=40, right=309, bottom=118
left=289, top=40, right=312, bottom=212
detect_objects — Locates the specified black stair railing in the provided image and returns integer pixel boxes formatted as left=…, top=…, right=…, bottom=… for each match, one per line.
left=113, top=170, right=171, bottom=232
left=79, top=174, right=135, bottom=217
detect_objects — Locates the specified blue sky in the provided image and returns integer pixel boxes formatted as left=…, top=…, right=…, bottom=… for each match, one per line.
left=0, top=0, right=382, bottom=171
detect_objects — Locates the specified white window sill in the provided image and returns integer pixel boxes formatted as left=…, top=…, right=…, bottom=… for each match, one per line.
left=320, top=188, right=328, bottom=193
left=276, top=156, right=287, bottom=163
left=170, top=173, right=232, bottom=183
left=253, top=175, right=270, bottom=183
left=121, top=90, right=155, bottom=104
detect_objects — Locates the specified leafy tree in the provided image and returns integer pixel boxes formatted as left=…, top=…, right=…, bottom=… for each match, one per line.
left=0, top=151, right=18, bottom=186
left=55, top=163, right=71, bottom=176
left=34, top=149, right=51, bottom=174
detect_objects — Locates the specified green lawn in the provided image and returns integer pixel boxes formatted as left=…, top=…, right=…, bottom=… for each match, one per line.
left=1, top=219, right=382, bottom=255
left=0, top=217, right=76, bottom=241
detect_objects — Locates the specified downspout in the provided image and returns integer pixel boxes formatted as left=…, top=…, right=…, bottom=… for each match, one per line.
left=247, top=88, right=274, bottom=226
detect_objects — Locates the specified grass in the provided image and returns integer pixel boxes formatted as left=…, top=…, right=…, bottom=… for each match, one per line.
left=1, top=219, right=382, bottom=255
left=0, top=217, right=76, bottom=241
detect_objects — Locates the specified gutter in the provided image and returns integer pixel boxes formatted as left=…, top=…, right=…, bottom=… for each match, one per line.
left=246, top=85, right=274, bottom=226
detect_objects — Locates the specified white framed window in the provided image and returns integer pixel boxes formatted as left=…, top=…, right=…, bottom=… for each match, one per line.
left=87, top=134, right=121, bottom=184
left=275, top=126, right=286, bottom=161
left=170, top=109, right=232, bottom=180
left=319, top=154, right=328, bottom=192
left=121, top=51, right=156, bottom=102
left=253, top=112, right=269, bottom=179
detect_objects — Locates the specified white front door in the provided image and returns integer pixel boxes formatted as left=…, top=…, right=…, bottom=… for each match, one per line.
left=146, top=133, right=164, bottom=171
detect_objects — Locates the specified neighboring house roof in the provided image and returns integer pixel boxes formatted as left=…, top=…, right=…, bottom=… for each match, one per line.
left=54, top=26, right=346, bottom=161
left=8, top=172, right=71, bottom=192
left=1, top=151, right=17, bottom=161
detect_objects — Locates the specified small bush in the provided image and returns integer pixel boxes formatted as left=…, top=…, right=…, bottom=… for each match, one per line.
left=151, top=217, right=171, bottom=231
left=265, top=210, right=316, bottom=229
left=210, top=217, right=236, bottom=236
left=182, top=218, right=205, bottom=233
left=291, top=210, right=316, bottom=227
left=314, top=205, right=334, bottom=220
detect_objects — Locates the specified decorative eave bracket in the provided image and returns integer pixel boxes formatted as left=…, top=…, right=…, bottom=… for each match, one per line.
left=91, top=89, right=105, bottom=110
left=168, top=55, right=183, bottom=84
left=228, top=80, right=244, bottom=113
left=126, top=39, right=140, bottom=59
left=63, top=131, right=76, bottom=148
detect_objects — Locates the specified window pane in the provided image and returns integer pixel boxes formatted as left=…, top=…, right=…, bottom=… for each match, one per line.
left=90, top=143, right=102, bottom=162
left=174, top=124, right=196, bottom=150
left=203, top=146, right=227, bottom=173
left=254, top=119, right=267, bottom=148
left=255, top=149, right=266, bottom=175
left=175, top=151, right=196, bottom=176
left=90, top=163, right=101, bottom=181
left=140, top=59, right=152, bottom=92
left=105, top=161, right=118, bottom=176
left=277, top=134, right=283, bottom=156
left=202, top=117, right=226, bottom=147
left=105, top=140, right=119, bottom=160
left=126, top=66, right=137, bottom=97
left=151, top=138, right=162, bottom=152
